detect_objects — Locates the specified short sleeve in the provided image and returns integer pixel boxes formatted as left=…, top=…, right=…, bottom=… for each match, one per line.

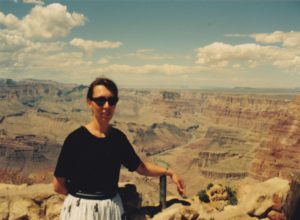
left=54, top=135, right=73, bottom=177
left=119, top=133, right=141, bottom=172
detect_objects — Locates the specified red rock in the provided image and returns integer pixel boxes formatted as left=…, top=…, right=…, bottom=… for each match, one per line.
left=249, top=96, right=300, bottom=181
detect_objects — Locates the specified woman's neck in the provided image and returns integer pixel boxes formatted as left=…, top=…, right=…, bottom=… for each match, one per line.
left=86, top=119, right=110, bottom=137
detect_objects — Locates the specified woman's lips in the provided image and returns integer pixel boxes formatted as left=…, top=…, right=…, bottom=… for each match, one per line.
left=101, top=112, right=112, bottom=118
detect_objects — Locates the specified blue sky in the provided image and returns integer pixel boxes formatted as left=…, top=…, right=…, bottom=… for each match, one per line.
left=1, top=0, right=300, bottom=89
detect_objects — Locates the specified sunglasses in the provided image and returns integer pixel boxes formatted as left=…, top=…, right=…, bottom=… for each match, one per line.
left=90, top=96, right=119, bottom=106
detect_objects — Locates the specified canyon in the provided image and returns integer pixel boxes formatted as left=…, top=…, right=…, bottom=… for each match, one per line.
left=0, top=78, right=300, bottom=198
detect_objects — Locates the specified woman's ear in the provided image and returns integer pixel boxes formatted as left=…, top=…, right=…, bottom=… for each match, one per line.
left=87, top=99, right=93, bottom=108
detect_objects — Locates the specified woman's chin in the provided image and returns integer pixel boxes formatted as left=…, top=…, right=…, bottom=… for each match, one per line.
left=100, top=115, right=112, bottom=122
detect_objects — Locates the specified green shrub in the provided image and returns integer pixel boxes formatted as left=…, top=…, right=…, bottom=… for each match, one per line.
left=207, top=183, right=214, bottom=190
left=225, top=186, right=238, bottom=205
left=198, top=190, right=210, bottom=203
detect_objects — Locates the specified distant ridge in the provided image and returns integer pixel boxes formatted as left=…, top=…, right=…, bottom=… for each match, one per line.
left=0, top=78, right=17, bottom=86
left=65, top=84, right=88, bottom=95
left=0, top=78, right=79, bottom=87
left=231, top=87, right=300, bottom=93
left=1, top=78, right=300, bottom=93
left=200, top=86, right=300, bottom=93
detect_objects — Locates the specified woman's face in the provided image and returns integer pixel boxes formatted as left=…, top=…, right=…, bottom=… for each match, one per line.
left=88, top=85, right=117, bottom=123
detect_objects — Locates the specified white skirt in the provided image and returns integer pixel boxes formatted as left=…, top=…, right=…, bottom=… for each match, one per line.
left=60, top=193, right=125, bottom=220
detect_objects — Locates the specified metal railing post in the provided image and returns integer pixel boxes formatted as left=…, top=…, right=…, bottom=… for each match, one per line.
left=159, top=174, right=167, bottom=210
left=156, top=159, right=169, bottom=211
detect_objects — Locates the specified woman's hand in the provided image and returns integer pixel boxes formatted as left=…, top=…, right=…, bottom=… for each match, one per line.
left=167, top=169, right=186, bottom=197
left=136, top=161, right=187, bottom=196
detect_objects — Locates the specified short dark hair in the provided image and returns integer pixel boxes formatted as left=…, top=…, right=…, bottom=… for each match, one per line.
left=86, top=78, right=118, bottom=100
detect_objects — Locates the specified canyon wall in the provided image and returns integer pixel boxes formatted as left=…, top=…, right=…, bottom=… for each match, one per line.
left=153, top=91, right=299, bottom=181
left=1, top=79, right=300, bottom=184
left=249, top=96, right=300, bottom=180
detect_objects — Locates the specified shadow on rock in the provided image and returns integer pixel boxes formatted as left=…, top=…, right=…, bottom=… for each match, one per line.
left=119, top=183, right=146, bottom=220
left=119, top=183, right=191, bottom=219
left=141, top=198, right=191, bottom=218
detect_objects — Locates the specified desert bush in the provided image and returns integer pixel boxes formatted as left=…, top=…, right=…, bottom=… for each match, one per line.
left=207, top=183, right=214, bottom=190
left=198, top=190, right=210, bottom=203
left=225, top=186, right=238, bottom=205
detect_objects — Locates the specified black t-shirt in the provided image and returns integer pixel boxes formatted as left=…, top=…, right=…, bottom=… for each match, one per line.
left=54, top=126, right=141, bottom=194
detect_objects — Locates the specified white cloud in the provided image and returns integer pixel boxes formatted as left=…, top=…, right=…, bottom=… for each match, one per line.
left=44, top=52, right=92, bottom=68
left=0, top=31, right=65, bottom=52
left=23, top=0, right=44, bottom=5
left=0, top=12, right=19, bottom=27
left=70, top=38, right=123, bottom=54
left=0, top=31, right=28, bottom=52
left=98, top=58, right=109, bottom=65
left=273, top=56, right=300, bottom=73
left=0, top=3, right=86, bottom=39
left=129, top=49, right=173, bottom=60
left=196, top=42, right=300, bottom=72
left=96, top=64, right=207, bottom=75
left=0, top=29, right=66, bottom=72
left=252, top=31, right=300, bottom=48
left=25, top=41, right=65, bottom=53
left=247, top=60, right=258, bottom=69
left=0, top=49, right=95, bottom=80
left=196, top=42, right=270, bottom=65
left=225, top=33, right=248, bottom=38
left=232, top=64, right=241, bottom=69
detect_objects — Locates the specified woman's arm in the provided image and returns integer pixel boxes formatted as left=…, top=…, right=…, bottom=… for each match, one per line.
left=136, top=160, right=186, bottom=196
left=53, top=177, right=69, bottom=195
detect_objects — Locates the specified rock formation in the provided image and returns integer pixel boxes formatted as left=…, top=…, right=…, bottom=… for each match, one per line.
left=133, top=122, right=192, bottom=156
left=0, top=135, right=60, bottom=184
left=249, top=96, right=300, bottom=181
left=0, top=177, right=291, bottom=220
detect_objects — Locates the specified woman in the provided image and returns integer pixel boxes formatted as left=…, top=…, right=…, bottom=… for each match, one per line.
left=53, top=78, right=186, bottom=220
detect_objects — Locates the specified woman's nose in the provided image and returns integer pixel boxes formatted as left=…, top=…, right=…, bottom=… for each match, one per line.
left=103, top=101, right=110, bottom=108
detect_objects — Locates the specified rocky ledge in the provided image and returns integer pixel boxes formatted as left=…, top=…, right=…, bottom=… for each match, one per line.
left=0, top=177, right=292, bottom=220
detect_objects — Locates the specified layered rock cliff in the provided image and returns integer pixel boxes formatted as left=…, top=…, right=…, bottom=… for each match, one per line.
left=0, top=135, right=60, bottom=184
left=249, top=96, right=300, bottom=181
left=154, top=91, right=300, bottom=183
